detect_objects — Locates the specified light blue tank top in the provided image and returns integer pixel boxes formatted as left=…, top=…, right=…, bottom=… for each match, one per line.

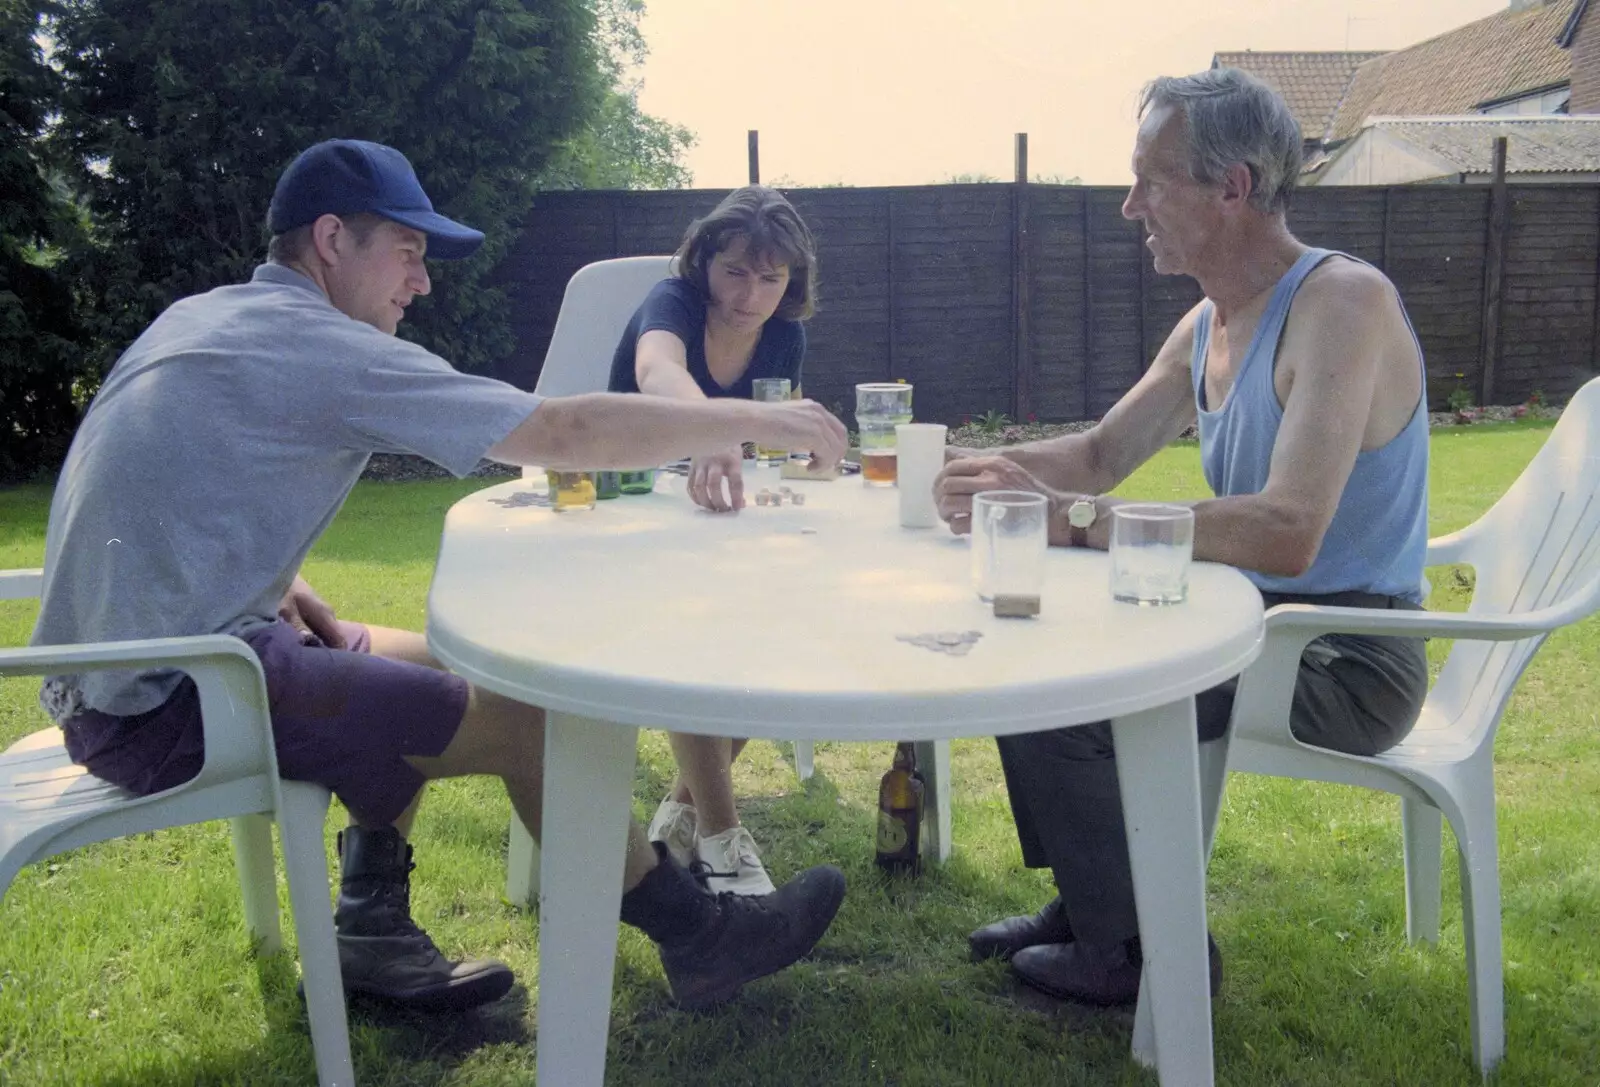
left=1191, top=248, right=1428, bottom=602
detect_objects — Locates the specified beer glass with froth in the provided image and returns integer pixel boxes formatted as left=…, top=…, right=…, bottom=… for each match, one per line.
left=855, top=382, right=913, bottom=487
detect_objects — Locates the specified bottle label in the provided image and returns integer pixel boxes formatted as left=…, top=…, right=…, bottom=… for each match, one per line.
left=876, top=810, right=909, bottom=854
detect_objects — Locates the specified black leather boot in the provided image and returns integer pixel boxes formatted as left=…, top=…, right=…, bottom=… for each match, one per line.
left=334, top=826, right=514, bottom=1011
left=968, top=896, right=1075, bottom=962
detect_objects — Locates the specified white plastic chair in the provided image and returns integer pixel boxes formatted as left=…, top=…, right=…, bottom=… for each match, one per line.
left=502, top=255, right=951, bottom=904
left=531, top=255, right=678, bottom=400
left=1, top=570, right=354, bottom=1086
left=1203, top=376, right=1600, bottom=1075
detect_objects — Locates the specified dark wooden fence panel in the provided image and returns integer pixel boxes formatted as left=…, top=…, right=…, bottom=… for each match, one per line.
left=498, top=183, right=1600, bottom=422
left=1381, top=187, right=1489, bottom=408
left=786, top=189, right=892, bottom=418
left=1084, top=189, right=1145, bottom=419
left=1499, top=186, right=1600, bottom=406
left=1289, top=187, right=1387, bottom=266
left=1028, top=187, right=1090, bottom=421
left=884, top=186, right=1014, bottom=424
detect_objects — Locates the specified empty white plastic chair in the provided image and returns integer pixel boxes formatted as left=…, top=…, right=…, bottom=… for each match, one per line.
left=1208, top=376, right=1600, bottom=1075
left=1, top=570, right=354, bottom=1086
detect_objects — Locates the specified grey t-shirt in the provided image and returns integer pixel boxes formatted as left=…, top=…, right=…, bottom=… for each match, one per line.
left=31, top=263, right=542, bottom=718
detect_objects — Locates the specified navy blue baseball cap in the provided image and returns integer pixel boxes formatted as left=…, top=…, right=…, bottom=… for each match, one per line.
left=268, top=139, right=485, bottom=260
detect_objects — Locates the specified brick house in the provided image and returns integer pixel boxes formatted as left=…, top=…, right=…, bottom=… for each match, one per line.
left=1214, top=1, right=1600, bottom=184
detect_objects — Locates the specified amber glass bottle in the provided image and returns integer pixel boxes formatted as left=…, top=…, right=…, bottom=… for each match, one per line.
left=875, top=742, right=924, bottom=874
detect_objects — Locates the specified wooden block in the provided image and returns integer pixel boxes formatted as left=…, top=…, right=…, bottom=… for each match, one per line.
left=992, top=594, right=1041, bottom=618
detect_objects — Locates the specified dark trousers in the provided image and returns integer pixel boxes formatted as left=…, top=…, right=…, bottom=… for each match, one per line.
left=997, top=590, right=1430, bottom=945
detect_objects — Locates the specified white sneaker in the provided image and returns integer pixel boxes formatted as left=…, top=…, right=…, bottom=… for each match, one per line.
left=647, top=798, right=698, bottom=868
left=693, top=825, right=776, bottom=897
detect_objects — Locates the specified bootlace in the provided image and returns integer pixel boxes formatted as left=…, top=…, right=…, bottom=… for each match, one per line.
left=366, top=855, right=432, bottom=942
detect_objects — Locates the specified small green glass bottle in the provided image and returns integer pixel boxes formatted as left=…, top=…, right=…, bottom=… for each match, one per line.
left=618, top=469, right=656, bottom=495
left=595, top=471, right=622, bottom=500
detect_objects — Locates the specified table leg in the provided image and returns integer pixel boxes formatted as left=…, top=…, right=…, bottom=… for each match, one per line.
left=913, top=739, right=953, bottom=864
left=536, top=712, right=639, bottom=1087
left=1111, top=699, right=1213, bottom=1087
left=792, top=739, right=815, bottom=781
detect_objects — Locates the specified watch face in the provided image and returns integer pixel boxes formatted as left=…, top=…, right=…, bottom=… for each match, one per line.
left=1068, top=500, right=1095, bottom=528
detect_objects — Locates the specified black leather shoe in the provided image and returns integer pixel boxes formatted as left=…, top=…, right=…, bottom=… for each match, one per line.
left=968, top=896, right=1074, bottom=962
left=1011, top=932, right=1222, bottom=1007
left=334, top=827, right=514, bottom=1011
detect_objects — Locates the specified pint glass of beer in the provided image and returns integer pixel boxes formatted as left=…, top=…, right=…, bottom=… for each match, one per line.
left=751, top=377, right=793, bottom=466
left=855, top=382, right=913, bottom=487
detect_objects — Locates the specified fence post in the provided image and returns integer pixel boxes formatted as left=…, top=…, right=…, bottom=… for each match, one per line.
left=1081, top=189, right=1094, bottom=420
left=1479, top=136, right=1508, bottom=407
left=887, top=192, right=898, bottom=382
left=1380, top=187, right=1394, bottom=274
left=748, top=130, right=760, bottom=184
left=1591, top=186, right=1600, bottom=374
left=1012, top=133, right=1033, bottom=421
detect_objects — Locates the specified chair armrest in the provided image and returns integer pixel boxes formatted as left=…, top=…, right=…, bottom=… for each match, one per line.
left=0, top=568, right=43, bottom=600
left=0, top=635, right=278, bottom=791
left=1230, top=572, right=1600, bottom=747
left=1262, top=597, right=1592, bottom=643
left=1425, top=527, right=1477, bottom=569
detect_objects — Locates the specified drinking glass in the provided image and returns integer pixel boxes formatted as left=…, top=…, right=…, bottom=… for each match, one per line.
left=1109, top=504, right=1194, bottom=605
left=896, top=423, right=947, bottom=528
left=855, top=382, right=913, bottom=487
left=751, top=377, right=793, bottom=465
left=546, top=470, right=597, bottom=511
left=970, top=490, right=1048, bottom=602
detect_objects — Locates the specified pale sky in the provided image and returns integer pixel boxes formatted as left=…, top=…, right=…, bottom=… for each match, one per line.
left=635, top=0, right=1514, bottom=187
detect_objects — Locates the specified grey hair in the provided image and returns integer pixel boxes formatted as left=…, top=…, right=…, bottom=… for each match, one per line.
left=1139, top=68, right=1303, bottom=213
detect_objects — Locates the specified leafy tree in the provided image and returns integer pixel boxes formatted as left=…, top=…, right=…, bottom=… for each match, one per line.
left=1, top=0, right=90, bottom=480
left=539, top=87, right=694, bottom=190
left=48, top=0, right=607, bottom=375
left=539, top=0, right=692, bottom=189
left=766, top=175, right=849, bottom=188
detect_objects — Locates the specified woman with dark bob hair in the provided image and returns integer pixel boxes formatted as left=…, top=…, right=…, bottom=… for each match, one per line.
left=607, top=184, right=820, bottom=896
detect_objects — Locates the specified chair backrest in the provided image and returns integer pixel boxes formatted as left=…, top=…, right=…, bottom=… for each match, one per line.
left=1431, top=375, right=1600, bottom=735
left=533, top=255, right=676, bottom=398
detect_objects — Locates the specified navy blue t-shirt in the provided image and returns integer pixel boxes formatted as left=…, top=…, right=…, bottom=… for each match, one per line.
left=607, top=278, right=806, bottom=398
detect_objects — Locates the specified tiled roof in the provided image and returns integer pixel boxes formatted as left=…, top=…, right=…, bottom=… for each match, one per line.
left=1328, top=0, right=1576, bottom=141
left=1212, top=52, right=1387, bottom=143
left=1362, top=115, right=1600, bottom=173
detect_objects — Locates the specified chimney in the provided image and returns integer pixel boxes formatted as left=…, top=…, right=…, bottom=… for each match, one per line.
left=1571, top=1, right=1600, bottom=113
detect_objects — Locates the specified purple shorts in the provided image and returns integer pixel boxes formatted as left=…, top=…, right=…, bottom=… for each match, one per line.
left=59, top=620, right=469, bottom=826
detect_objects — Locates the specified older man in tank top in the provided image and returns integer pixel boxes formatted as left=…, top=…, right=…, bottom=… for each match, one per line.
left=933, top=68, right=1431, bottom=1007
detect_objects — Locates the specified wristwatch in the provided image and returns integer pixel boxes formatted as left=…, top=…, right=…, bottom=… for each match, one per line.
left=1066, top=496, right=1098, bottom=548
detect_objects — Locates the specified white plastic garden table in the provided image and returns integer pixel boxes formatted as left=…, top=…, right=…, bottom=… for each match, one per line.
left=425, top=464, right=1263, bottom=1087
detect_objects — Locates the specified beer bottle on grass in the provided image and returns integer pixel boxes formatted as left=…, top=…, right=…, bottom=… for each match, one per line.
left=875, top=742, right=924, bottom=874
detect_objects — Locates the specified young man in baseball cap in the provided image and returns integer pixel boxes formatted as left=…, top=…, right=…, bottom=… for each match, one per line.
left=31, top=139, right=850, bottom=1013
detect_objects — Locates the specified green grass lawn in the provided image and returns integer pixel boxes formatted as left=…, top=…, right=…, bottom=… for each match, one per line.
left=2, top=421, right=1596, bottom=1086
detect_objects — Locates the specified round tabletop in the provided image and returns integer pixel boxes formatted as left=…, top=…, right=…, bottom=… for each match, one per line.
left=427, top=466, right=1265, bottom=740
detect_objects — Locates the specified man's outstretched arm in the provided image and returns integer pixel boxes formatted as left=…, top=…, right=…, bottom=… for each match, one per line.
left=487, top=392, right=848, bottom=474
